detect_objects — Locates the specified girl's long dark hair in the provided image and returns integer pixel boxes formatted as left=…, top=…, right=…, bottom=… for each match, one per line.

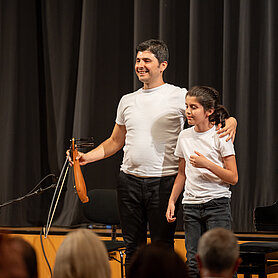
left=187, top=86, right=230, bottom=127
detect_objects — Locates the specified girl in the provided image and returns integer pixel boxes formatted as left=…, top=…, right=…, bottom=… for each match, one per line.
left=166, top=86, right=238, bottom=278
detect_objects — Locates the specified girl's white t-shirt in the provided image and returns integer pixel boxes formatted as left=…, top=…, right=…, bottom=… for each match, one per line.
left=175, top=125, right=235, bottom=204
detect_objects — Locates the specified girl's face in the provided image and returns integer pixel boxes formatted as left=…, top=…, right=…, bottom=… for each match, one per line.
left=185, top=96, right=213, bottom=129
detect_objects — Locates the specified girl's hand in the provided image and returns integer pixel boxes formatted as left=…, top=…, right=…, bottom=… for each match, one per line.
left=189, top=151, right=209, bottom=168
left=216, top=117, right=237, bottom=142
left=166, top=203, right=176, bottom=223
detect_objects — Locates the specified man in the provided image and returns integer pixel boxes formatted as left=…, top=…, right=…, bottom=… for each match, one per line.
left=196, top=228, right=242, bottom=278
left=70, top=39, right=237, bottom=262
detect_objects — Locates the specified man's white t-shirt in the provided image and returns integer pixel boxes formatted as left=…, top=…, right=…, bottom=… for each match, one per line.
left=175, top=125, right=235, bottom=204
left=116, top=83, right=187, bottom=177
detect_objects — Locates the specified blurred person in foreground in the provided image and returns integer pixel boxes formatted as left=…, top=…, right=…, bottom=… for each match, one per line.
left=0, top=233, right=38, bottom=278
left=126, top=242, right=189, bottom=278
left=196, top=227, right=242, bottom=278
left=53, top=228, right=110, bottom=278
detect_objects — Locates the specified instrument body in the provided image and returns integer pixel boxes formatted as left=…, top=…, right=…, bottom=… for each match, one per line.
left=71, top=138, right=89, bottom=203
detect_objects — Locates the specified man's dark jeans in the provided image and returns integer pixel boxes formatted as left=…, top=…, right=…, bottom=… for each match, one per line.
left=117, top=171, right=178, bottom=263
left=183, top=197, right=232, bottom=278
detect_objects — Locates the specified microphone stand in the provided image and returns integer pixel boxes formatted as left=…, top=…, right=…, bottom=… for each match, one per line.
left=0, top=183, right=57, bottom=209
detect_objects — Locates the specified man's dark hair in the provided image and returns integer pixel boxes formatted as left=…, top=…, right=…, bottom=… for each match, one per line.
left=136, top=39, right=169, bottom=64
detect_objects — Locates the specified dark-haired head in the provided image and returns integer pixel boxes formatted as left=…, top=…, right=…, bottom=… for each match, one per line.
left=127, top=242, right=189, bottom=278
left=0, top=234, right=38, bottom=278
left=136, top=39, right=169, bottom=64
left=187, top=86, right=230, bottom=126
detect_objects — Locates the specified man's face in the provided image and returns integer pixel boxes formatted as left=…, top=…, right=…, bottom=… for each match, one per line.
left=135, top=51, right=166, bottom=86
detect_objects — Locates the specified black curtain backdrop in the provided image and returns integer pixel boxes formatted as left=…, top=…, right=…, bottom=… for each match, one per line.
left=0, top=0, right=277, bottom=232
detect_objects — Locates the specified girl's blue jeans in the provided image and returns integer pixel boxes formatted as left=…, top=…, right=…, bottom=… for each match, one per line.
left=183, top=197, right=232, bottom=278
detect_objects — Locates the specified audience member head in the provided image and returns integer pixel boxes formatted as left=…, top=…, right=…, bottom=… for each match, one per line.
left=127, top=242, right=189, bottom=278
left=0, top=233, right=38, bottom=278
left=196, top=228, right=241, bottom=278
left=53, top=228, right=110, bottom=278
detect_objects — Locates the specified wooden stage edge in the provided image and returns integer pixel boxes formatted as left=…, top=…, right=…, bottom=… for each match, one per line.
left=1, top=226, right=278, bottom=278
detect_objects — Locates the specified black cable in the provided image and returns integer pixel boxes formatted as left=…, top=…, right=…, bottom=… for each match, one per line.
left=0, top=174, right=56, bottom=208
left=40, top=227, right=53, bottom=278
left=26, top=173, right=56, bottom=195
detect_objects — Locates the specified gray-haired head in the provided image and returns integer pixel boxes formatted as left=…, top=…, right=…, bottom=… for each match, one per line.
left=197, top=228, right=239, bottom=273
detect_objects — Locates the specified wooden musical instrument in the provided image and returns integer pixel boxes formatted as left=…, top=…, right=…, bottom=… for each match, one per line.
left=71, top=138, right=89, bottom=203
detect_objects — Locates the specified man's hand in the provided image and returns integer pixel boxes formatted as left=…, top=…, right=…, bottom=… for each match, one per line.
left=216, top=117, right=237, bottom=142
left=66, top=150, right=87, bottom=166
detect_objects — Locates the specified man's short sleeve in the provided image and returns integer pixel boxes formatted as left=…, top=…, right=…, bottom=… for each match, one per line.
left=115, top=97, right=125, bottom=125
